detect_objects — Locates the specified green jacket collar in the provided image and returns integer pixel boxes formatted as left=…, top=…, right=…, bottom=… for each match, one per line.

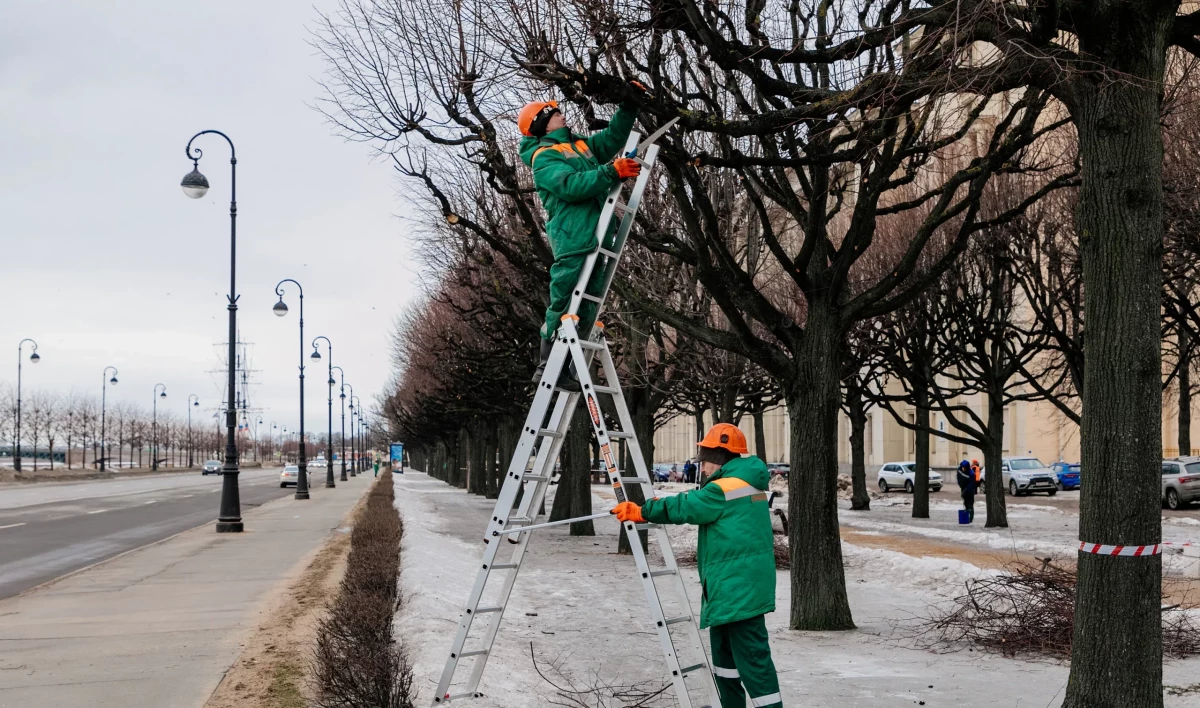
left=704, top=455, right=769, bottom=489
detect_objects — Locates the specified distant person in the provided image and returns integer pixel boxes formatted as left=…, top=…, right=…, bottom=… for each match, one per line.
left=374, top=460, right=380, bottom=477
left=971, top=458, right=982, bottom=493
left=957, top=459, right=977, bottom=522
left=612, top=424, right=781, bottom=708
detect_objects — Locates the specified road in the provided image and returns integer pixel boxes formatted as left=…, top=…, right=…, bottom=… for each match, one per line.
left=0, top=469, right=311, bottom=599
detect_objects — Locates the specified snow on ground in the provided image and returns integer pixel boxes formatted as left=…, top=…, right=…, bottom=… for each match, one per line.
left=395, top=472, right=1200, bottom=706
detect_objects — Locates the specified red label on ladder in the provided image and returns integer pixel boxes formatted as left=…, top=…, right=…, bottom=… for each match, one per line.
left=587, top=395, right=601, bottom=427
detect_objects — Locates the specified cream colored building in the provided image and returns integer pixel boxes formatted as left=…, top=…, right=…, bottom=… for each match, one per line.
left=655, top=384, right=1195, bottom=468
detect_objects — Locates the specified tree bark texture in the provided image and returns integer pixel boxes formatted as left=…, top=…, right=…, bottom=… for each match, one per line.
left=912, top=399, right=930, bottom=519
left=983, top=392, right=1008, bottom=528
left=1179, top=329, right=1191, bottom=455
left=787, top=305, right=855, bottom=630
left=549, top=405, right=595, bottom=535
left=1064, top=11, right=1170, bottom=703
left=752, top=408, right=767, bottom=461
left=618, top=386, right=653, bottom=555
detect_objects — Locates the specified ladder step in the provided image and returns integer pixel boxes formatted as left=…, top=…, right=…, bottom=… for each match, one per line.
left=475, top=606, right=503, bottom=614
left=618, top=476, right=653, bottom=484
left=507, top=516, right=532, bottom=525
left=459, top=649, right=488, bottom=658
left=650, top=569, right=678, bottom=577
left=578, top=340, right=604, bottom=351
left=680, top=663, right=706, bottom=675
left=537, top=428, right=563, bottom=439
left=607, top=431, right=635, bottom=439
left=593, top=385, right=619, bottom=395
left=598, top=248, right=619, bottom=258
left=443, top=692, right=482, bottom=702
left=522, top=474, right=549, bottom=482
left=634, top=523, right=663, bottom=531
left=580, top=293, right=603, bottom=302
left=490, top=563, right=518, bottom=570
left=664, top=615, right=691, bottom=625
left=613, top=199, right=629, bottom=212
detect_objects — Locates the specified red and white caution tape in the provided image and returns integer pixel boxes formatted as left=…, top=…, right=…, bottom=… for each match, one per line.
left=1078, top=542, right=1161, bottom=556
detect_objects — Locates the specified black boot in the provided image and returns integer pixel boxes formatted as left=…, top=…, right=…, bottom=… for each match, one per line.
left=531, top=338, right=553, bottom=383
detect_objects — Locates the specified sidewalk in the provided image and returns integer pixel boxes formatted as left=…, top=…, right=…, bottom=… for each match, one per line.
left=0, top=472, right=373, bottom=708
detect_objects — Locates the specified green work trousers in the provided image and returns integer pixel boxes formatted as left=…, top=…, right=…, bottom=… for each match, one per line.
left=710, top=614, right=782, bottom=708
left=540, top=237, right=615, bottom=343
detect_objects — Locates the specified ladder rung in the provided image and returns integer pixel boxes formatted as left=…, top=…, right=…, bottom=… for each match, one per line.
left=664, top=615, right=691, bottom=625
left=475, top=606, right=503, bottom=614
left=613, top=199, right=628, bottom=212
left=522, top=474, right=549, bottom=482
left=650, top=569, right=677, bottom=577
left=593, top=385, right=619, bottom=395
left=607, top=431, right=634, bottom=439
left=598, top=248, right=619, bottom=258
left=619, top=476, right=653, bottom=484
left=537, top=428, right=563, bottom=438
left=507, top=516, right=532, bottom=525
left=459, top=649, right=488, bottom=658
left=633, top=523, right=662, bottom=531
left=578, top=340, right=604, bottom=351
left=443, top=692, right=482, bottom=702
left=490, top=563, right=518, bottom=570
left=679, top=663, right=706, bottom=675
left=580, top=293, right=603, bottom=302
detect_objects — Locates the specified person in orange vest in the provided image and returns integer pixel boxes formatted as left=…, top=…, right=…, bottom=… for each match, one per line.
left=971, top=459, right=982, bottom=492
left=612, top=424, right=781, bottom=708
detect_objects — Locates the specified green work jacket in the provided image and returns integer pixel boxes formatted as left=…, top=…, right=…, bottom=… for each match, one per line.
left=641, top=455, right=776, bottom=628
left=517, top=104, right=638, bottom=258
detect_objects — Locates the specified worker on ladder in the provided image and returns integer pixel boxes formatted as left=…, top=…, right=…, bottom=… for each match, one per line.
left=613, top=424, right=783, bottom=708
left=517, top=84, right=646, bottom=388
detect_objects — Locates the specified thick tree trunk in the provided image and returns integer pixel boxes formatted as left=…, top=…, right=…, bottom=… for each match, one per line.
left=618, top=387, right=653, bottom=554
left=1064, top=19, right=1168, bottom=704
left=468, top=418, right=487, bottom=495
left=912, top=396, right=930, bottom=519
left=1179, top=329, right=1191, bottom=456
left=845, top=380, right=870, bottom=511
left=787, top=304, right=855, bottom=630
left=694, top=410, right=705, bottom=443
left=983, top=391, right=1008, bottom=528
left=549, top=405, right=595, bottom=535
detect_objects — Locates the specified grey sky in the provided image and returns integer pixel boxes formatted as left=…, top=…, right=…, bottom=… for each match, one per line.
left=1, top=0, right=420, bottom=439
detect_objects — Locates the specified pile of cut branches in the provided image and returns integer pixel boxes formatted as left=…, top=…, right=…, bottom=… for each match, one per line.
left=918, top=559, right=1200, bottom=658
left=674, top=536, right=790, bottom=570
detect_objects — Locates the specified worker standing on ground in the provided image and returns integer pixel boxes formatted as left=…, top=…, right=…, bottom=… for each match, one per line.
left=958, top=459, right=977, bottom=522
left=517, top=84, right=646, bottom=386
left=612, top=423, right=782, bottom=708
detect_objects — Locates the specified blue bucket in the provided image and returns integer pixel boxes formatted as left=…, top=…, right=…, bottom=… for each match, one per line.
left=958, top=509, right=971, bottom=525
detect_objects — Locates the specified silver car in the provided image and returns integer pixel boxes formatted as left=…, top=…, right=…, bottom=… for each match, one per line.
left=1002, top=457, right=1058, bottom=496
left=876, top=461, right=943, bottom=493
left=202, top=460, right=222, bottom=475
left=280, top=465, right=299, bottom=488
left=1162, top=458, right=1200, bottom=510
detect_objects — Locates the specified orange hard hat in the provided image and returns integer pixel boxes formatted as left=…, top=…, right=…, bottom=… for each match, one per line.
left=517, top=100, right=558, bottom=137
left=697, top=423, right=748, bottom=454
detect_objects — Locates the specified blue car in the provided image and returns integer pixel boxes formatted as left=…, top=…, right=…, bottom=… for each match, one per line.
left=1050, top=462, right=1080, bottom=490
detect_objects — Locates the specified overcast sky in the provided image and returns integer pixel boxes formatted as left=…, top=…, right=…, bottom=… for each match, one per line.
left=1, top=1, right=422, bottom=441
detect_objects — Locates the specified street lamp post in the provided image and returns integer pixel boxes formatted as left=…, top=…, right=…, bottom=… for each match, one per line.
left=333, top=367, right=347, bottom=482
left=14, top=339, right=40, bottom=472
left=311, top=336, right=335, bottom=488
left=347, top=387, right=357, bottom=477
left=188, top=395, right=199, bottom=467
left=152, top=384, right=167, bottom=471
left=273, top=279, right=309, bottom=500
left=269, top=421, right=277, bottom=462
left=182, top=129, right=243, bottom=533
left=101, top=367, right=118, bottom=471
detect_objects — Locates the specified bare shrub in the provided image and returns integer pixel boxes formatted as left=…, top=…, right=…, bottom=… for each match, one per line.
left=313, top=470, right=415, bottom=707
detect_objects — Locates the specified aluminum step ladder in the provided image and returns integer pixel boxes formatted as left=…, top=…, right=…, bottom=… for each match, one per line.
left=431, top=119, right=718, bottom=708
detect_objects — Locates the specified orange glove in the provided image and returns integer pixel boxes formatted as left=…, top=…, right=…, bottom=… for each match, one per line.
left=630, top=79, right=649, bottom=93
left=611, top=501, right=645, bottom=523
left=613, top=157, right=641, bottom=180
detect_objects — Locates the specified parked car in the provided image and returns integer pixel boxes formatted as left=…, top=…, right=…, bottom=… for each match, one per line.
left=202, top=460, right=222, bottom=475
left=1049, top=462, right=1081, bottom=491
left=310, top=458, right=326, bottom=468
left=652, top=463, right=672, bottom=482
left=280, top=465, right=300, bottom=487
left=1161, top=458, right=1200, bottom=510
left=876, top=462, right=943, bottom=493
left=767, top=463, right=790, bottom=480
left=1002, top=457, right=1058, bottom=496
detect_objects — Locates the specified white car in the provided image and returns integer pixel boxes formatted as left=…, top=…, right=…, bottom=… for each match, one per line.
left=877, top=462, right=943, bottom=493
left=1002, top=457, right=1058, bottom=496
left=310, top=459, right=327, bottom=468
left=280, top=465, right=300, bottom=487
left=201, top=460, right=222, bottom=475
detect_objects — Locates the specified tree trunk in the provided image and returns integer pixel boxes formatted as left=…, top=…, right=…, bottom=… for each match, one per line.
left=548, top=405, right=595, bottom=535
left=618, top=386, right=653, bottom=554
left=752, top=408, right=767, bottom=460
left=787, top=304, right=855, bottom=630
left=468, top=418, right=486, bottom=495
left=1064, top=23, right=1168, bottom=704
left=1179, top=328, right=1191, bottom=456
left=983, top=391, right=1008, bottom=528
left=694, top=410, right=705, bottom=443
left=845, top=380, right=870, bottom=511
left=912, top=392, right=930, bottom=519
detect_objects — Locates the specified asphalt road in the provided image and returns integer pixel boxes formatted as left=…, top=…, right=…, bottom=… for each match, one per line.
left=0, top=468, right=316, bottom=599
